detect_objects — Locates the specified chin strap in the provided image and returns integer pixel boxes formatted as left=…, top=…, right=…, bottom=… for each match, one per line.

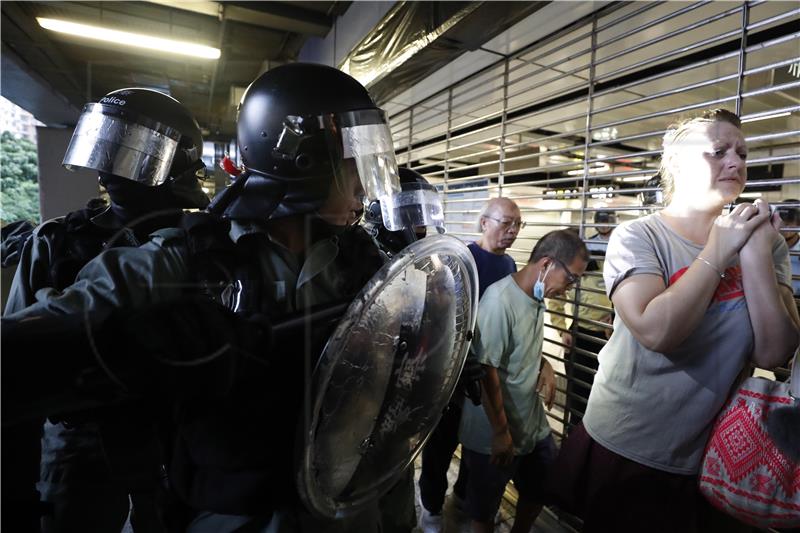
left=208, top=171, right=252, bottom=216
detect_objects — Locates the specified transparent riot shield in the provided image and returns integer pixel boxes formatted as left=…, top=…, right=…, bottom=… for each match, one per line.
left=298, top=233, right=478, bottom=519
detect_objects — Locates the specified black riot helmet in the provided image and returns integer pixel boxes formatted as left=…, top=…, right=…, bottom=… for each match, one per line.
left=222, top=63, right=403, bottom=225
left=63, top=88, right=205, bottom=187
left=365, top=167, right=444, bottom=254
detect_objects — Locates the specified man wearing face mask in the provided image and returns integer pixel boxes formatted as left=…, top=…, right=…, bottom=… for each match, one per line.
left=4, top=88, right=208, bottom=533
left=458, top=230, right=588, bottom=533
left=549, top=211, right=617, bottom=432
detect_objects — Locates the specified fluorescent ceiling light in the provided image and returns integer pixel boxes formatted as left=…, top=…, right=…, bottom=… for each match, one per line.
left=37, top=17, right=220, bottom=59
left=739, top=192, right=763, bottom=198
left=621, top=175, right=652, bottom=182
left=741, top=111, right=791, bottom=124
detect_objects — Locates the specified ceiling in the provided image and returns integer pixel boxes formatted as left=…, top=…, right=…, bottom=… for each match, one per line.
left=1, top=1, right=351, bottom=140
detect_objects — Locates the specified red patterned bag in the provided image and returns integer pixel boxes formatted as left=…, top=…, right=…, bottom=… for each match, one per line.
left=699, top=356, right=800, bottom=529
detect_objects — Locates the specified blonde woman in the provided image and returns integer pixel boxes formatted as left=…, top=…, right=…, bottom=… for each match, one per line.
left=548, top=109, right=799, bottom=532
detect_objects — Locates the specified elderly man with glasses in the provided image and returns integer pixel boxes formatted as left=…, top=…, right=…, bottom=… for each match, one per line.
left=470, top=198, right=526, bottom=297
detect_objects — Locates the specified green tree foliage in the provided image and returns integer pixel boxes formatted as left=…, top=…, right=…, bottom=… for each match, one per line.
left=1, top=131, right=40, bottom=224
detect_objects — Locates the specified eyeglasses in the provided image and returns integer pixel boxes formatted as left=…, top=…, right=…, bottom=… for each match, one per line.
left=552, top=257, right=580, bottom=285
left=484, top=216, right=527, bottom=230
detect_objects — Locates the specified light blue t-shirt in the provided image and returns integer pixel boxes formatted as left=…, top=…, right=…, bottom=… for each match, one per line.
left=459, top=275, right=551, bottom=455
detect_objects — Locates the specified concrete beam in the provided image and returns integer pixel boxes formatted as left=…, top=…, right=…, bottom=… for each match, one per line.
left=0, top=44, right=80, bottom=126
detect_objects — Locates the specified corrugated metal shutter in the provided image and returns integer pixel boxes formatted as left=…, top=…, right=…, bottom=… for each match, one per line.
left=389, top=0, right=800, bottom=439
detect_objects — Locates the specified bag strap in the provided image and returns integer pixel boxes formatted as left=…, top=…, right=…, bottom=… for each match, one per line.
left=790, top=352, right=799, bottom=400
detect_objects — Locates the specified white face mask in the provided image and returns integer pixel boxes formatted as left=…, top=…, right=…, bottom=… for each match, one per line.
left=533, top=262, right=553, bottom=301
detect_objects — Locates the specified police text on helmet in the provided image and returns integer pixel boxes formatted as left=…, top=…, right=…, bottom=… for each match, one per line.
left=100, top=96, right=126, bottom=106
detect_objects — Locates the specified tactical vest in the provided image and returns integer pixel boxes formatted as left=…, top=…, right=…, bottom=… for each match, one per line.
left=169, top=212, right=386, bottom=516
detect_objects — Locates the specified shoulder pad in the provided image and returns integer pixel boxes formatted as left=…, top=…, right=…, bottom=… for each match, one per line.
left=149, top=228, right=188, bottom=248
left=32, top=217, right=66, bottom=238
left=181, top=210, right=223, bottom=231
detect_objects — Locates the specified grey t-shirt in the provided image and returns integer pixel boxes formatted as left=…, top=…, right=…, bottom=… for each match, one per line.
left=583, top=213, right=791, bottom=475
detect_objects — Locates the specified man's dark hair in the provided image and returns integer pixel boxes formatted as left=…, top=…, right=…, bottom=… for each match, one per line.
left=594, top=210, right=617, bottom=224
left=529, top=229, right=589, bottom=265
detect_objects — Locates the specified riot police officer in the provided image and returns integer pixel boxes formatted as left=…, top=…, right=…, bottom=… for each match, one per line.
left=3, top=88, right=209, bottom=533
left=6, top=88, right=209, bottom=312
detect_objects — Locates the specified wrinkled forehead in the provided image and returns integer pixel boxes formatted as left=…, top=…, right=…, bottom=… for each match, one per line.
left=489, top=200, right=521, bottom=219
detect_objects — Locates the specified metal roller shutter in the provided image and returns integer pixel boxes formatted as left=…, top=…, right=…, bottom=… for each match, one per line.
left=388, top=0, right=800, bottom=439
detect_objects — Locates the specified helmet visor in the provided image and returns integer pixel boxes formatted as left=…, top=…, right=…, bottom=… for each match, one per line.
left=62, top=103, right=180, bottom=186
left=322, top=110, right=408, bottom=230
left=380, top=188, right=444, bottom=231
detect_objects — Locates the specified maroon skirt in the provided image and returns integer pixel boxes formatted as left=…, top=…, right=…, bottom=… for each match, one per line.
left=544, top=424, right=752, bottom=533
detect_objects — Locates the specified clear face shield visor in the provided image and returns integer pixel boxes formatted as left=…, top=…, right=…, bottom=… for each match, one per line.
left=62, top=103, right=183, bottom=186
left=275, top=109, right=425, bottom=231
left=381, top=186, right=444, bottom=232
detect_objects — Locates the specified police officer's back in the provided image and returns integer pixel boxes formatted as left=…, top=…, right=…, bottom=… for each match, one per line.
left=3, top=88, right=209, bottom=533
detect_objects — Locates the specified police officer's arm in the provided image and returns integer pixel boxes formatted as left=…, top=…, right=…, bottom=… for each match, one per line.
left=480, top=365, right=514, bottom=467
left=4, top=227, right=55, bottom=315
left=5, top=230, right=191, bottom=322
left=1, top=232, right=258, bottom=423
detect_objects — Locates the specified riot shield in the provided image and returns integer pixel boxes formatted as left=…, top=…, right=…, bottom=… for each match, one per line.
left=298, top=233, right=479, bottom=519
